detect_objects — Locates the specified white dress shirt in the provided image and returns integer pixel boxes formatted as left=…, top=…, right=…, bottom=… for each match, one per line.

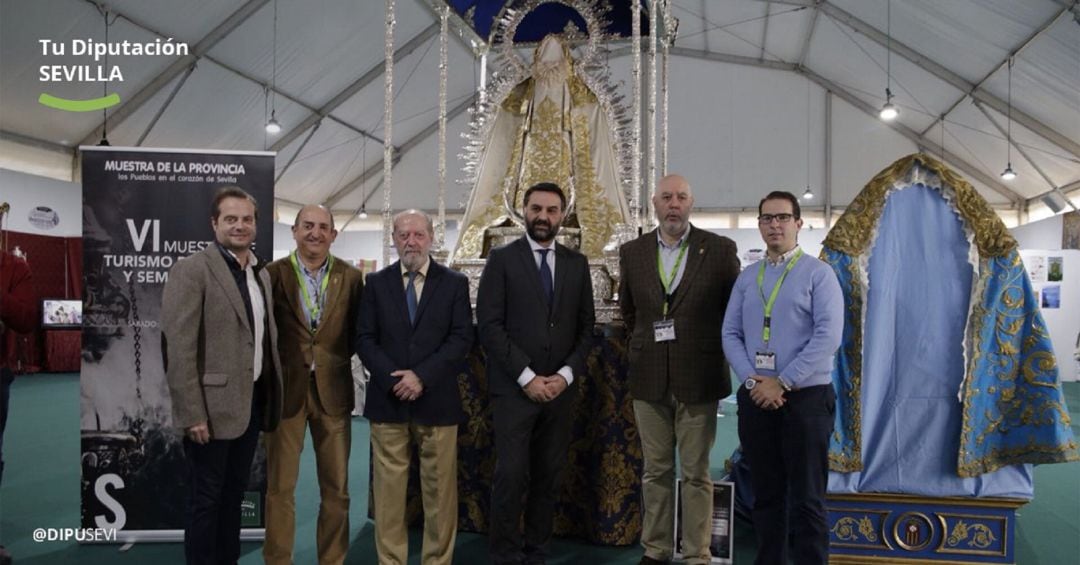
left=227, top=249, right=265, bottom=382
left=518, top=233, right=574, bottom=388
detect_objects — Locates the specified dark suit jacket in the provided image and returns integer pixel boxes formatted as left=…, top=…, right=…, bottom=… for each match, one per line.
left=267, top=254, right=363, bottom=419
left=162, top=246, right=283, bottom=439
left=357, top=259, right=474, bottom=426
left=618, top=226, right=739, bottom=404
left=477, top=237, right=595, bottom=397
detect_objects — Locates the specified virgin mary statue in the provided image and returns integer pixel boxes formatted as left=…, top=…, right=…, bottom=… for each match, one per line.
left=452, top=34, right=631, bottom=262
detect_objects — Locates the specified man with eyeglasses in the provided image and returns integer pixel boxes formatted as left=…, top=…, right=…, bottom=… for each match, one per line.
left=721, top=191, right=843, bottom=565
left=619, top=174, right=740, bottom=565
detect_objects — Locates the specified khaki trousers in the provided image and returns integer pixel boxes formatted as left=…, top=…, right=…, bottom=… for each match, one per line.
left=264, top=378, right=352, bottom=565
left=371, top=421, right=458, bottom=565
left=633, top=396, right=717, bottom=565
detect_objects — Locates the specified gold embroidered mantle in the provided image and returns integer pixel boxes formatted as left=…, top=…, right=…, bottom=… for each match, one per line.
left=823, top=153, right=1078, bottom=477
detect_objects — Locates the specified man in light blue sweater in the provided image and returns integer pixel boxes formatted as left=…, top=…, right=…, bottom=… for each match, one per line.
left=721, top=191, right=843, bottom=565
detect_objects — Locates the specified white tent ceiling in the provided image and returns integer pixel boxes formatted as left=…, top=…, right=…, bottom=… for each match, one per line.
left=2, top=0, right=1078, bottom=228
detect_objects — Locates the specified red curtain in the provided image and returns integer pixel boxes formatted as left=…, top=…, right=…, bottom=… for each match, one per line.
left=3, top=231, right=83, bottom=372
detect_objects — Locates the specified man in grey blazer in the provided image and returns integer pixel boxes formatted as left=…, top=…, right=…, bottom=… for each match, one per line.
left=618, top=174, right=740, bottom=565
left=162, top=186, right=283, bottom=565
left=477, top=182, right=595, bottom=564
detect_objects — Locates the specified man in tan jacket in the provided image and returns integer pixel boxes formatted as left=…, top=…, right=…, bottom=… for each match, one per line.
left=162, top=186, right=283, bottom=565
left=263, top=204, right=363, bottom=565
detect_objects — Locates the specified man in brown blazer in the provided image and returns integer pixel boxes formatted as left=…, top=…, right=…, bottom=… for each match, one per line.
left=162, top=186, right=283, bottom=565
left=263, top=204, right=363, bottom=565
left=618, top=174, right=740, bottom=565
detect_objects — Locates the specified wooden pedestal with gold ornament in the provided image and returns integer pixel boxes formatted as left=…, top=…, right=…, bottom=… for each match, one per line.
left=827, top=493, right=1026, bottom=564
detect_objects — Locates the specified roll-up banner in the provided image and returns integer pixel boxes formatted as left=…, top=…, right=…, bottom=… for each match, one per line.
left=80, top=147, right=274, bottom=541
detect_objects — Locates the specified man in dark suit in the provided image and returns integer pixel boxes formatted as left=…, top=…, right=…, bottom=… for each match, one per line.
left=263, top=205, right=363, bottom=565
left=162, top=186, right=283, bottom=565
left=618, top=174, right=740, bottom=565
left=477, top=182, right=596, bottom=565
left=357, top=209, right=474, bottom=565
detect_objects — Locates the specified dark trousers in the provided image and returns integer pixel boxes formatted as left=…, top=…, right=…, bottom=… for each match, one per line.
left=737, top=384, right=835, bottom=565
left=183, top=388, right=263, bottom=565
left=0, top=367, right=12, bottom=485
left=489, top=387, right=575, bottom=564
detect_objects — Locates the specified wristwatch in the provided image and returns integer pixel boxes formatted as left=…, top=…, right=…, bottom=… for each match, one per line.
left=744, top=378, right=756, bottom=390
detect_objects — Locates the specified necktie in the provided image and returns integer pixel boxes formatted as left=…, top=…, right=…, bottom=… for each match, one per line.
left=406, top=271, right=418, bottom=325
left=537, top=248, right=554, bottom=306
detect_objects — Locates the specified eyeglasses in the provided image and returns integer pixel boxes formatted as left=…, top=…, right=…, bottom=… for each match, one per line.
left=758, top=213, right=796, bottom=225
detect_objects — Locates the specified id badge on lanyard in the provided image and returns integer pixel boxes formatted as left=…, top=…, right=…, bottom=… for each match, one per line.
left=290, top=251, right=332, bottom=331
left=654, top=319, right=675, bottom=342
left=755, top=249, right=802, bottom=370
left=654, top=239, right=688, bottom=344
left=755, top=351, right=776, bottom=371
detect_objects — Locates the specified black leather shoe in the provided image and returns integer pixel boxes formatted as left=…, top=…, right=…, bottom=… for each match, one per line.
left=639, top=557, right=669, bottom=565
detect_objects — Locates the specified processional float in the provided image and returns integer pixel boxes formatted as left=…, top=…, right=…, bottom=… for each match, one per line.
left=442, top=0, right=676, bottom=323
left=380, top=0, right=675, bottom=545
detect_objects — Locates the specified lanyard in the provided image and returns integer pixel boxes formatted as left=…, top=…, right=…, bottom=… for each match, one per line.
left=756, top=248, right=803, bottom=345
left=290, top=251, right=333, bottom=330
left=657, top=238, right=689, bottom=317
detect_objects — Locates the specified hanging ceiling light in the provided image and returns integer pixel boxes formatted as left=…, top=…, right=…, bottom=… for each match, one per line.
left=1000, top=56, right=1016, bottom=181
left=265, top=110, right=281, bottom=134
left=98, top=7, right=112, bottom=146
left=879, top=90, right=899, bottom=121
left=880, top=0, right=899, bottom=122
left=355, top=142, right=369, bottom=221
left=265, top=0, right=281, bottom=135
left=803, top=80, right=813, bottom=201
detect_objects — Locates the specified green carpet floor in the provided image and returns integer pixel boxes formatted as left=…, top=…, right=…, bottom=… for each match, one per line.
left=1, top=374, right=1077, bottom=564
